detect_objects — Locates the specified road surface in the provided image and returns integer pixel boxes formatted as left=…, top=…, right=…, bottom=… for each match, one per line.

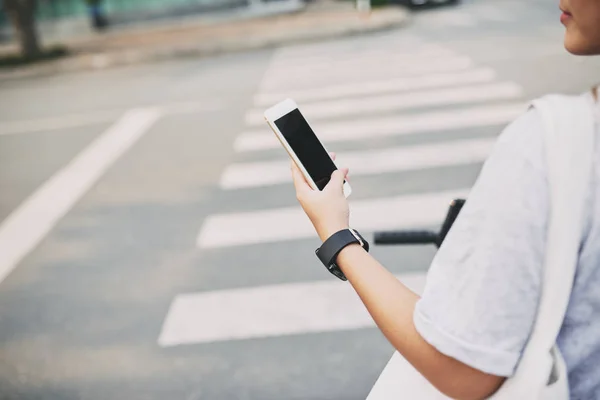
left=0, top=0, right=599, bottom=398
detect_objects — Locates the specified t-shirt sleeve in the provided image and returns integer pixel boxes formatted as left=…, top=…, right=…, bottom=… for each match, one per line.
left=413, top=109, right=549, bottom=377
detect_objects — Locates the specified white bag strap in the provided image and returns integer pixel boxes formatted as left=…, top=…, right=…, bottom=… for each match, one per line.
left=509, top=94, right=595, bottom=394
left=529, top=94, right=594, bottom=353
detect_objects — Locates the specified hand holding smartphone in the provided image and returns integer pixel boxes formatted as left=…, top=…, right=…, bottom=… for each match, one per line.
left=264, top=99, right=352, bottom=198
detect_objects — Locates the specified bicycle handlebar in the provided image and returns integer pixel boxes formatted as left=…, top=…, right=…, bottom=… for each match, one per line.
left=373, top=198, right=466, bottom=248
left=374, top=230, right=438, bottom=245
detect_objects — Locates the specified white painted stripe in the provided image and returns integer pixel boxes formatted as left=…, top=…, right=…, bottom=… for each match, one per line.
left=197, top=189, right=468, bottom=248
left=253, top=68, right=497, bottom=107
left=0, top=110, right=119, bottom=136
left=221, top=137, right=494, bottom=190
left=270, top=36, right=424, bottom=61
left=159, top=101, right=224, bottom=115
left=158, top=272, right=427, bottom=346
left=266, top=45, right=453, bottom=72
left=0, top=101, right=219, bottom=136
left=262, top=55, right=472, bottom=87
left=246, top=82, right=523, bottom=126
left=0, top=108, right=161, bottom=284
left=260, top=57, right=474, bottom=92
left=262, top=48, right=458, bottom=82
left=234, top=103, right=526, bottom=152
left=269, top=42, right=445, bottom=62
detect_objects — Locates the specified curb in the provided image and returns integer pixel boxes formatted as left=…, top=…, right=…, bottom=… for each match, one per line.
left=0, top=6, right=410, bottom=81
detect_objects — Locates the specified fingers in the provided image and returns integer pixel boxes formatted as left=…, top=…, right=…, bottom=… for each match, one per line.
left=341, top=167, right=349, bottom=179
left=291, top=157, right=349, bottom=197
left=324, top=168, right=348, bottom=194
left=328, top=152, right=347, bottom=179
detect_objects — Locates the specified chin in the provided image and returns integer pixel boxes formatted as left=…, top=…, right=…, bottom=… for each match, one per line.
left=564, top=42, right=590, bottom=55
left=564, top=33, right=600, bottom=55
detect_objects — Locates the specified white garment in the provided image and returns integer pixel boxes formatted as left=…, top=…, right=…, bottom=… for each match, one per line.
left=414, top=92, right=600, bottom=398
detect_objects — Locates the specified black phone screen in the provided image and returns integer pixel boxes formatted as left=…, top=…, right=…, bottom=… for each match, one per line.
left=274, top=109, right=336, bottom=190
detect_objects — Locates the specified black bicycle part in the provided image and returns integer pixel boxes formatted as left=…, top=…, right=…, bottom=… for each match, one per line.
left=437, top=198, right=465, bottom=246
left=373, top=198, right=466, bottom=248
left=374, top=230, right=438, bottom=246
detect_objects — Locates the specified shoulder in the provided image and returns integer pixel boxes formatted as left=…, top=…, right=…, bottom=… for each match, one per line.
left=497, top=107, right=543, bottom=144
left=492, top=107, right=546, bottom=175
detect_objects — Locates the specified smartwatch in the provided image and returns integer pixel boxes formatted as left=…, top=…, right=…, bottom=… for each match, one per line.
left=315, top=229, right=369, bottom=281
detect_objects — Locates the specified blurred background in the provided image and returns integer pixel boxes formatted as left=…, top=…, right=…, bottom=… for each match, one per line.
left=0, top=0, right=599, bottom=399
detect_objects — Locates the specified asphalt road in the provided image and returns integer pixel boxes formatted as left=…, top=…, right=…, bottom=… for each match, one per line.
left=1, top=0, right=600, bottom=399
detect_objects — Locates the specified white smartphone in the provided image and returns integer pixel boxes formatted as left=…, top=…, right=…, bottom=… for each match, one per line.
left=264, top=98, right=352, bottom=198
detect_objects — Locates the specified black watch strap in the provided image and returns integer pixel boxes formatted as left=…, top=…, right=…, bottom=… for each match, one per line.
left=316, top=229, right=369, bottom=281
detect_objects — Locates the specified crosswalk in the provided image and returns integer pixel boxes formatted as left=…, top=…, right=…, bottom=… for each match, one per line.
left=220, top=137, right=495, bottom=190
left=158, top=35, right=528, bottom=348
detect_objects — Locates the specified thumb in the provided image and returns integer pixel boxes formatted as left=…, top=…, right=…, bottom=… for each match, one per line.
left=325, top=169, right=347, bottom=194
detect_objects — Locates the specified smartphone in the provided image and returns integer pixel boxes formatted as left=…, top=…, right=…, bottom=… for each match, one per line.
left=264, top=98, right=352, bottom=198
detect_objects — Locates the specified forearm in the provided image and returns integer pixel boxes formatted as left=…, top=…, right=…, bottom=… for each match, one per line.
left=336, top=244, right=504, bottom=400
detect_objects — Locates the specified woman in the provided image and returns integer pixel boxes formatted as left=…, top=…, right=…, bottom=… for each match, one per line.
left=291, top=1, right=600, bottom=399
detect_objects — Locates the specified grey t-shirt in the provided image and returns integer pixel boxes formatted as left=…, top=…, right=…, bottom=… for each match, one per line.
left=414, top=93, right=600, bottom=399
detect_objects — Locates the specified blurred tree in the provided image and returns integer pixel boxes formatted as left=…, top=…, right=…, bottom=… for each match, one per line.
left=2, top=0, right=41, bottom=58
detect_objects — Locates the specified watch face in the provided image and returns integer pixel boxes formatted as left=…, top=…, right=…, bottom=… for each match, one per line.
left=354, top=231, right=369, bottom=252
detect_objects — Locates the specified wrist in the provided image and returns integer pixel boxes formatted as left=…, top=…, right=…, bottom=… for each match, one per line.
left=318, top=225, right=350, bottom=242
left=336, top=242, right=366, bottom=267
left=315, top=228, right=369, bottom=281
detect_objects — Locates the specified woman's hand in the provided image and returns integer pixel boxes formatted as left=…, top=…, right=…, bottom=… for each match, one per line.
left=291, top=153, right=350, bottom=242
